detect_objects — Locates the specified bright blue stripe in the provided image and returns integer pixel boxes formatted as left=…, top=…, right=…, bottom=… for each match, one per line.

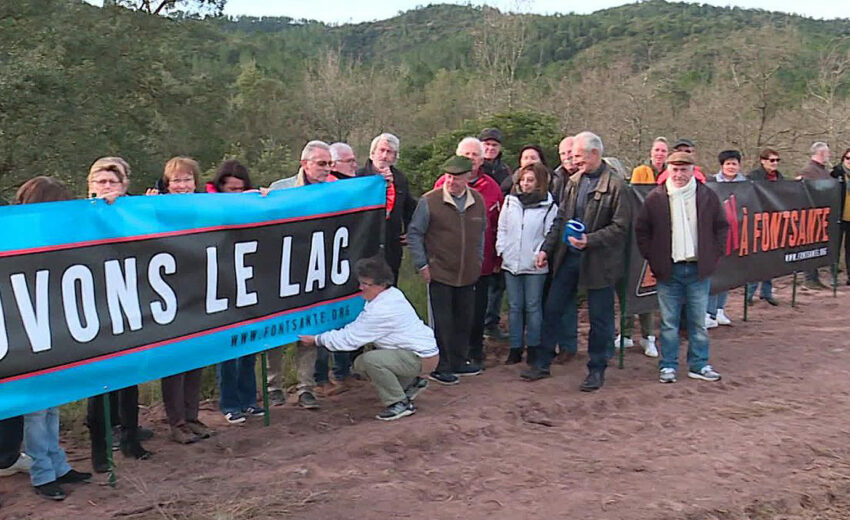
left=0, top=295, right=365, bottom=419
left=0, top=176, right=385, bottom=252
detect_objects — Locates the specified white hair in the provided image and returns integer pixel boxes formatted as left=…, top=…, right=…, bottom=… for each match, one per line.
left=369, top=133, right=400, bottom=156
left=329, top=142, right=354, bottom=161
left=456, top=136, right=484, bottom=156
left=300, top=140, right=330, bottom=160
left=574, top=131, right=604, bottom=156
left=810, top=142, right=829, bottom=155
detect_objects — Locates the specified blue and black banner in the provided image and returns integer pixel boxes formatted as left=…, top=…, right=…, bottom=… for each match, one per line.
left=0, top=176, right=385, bottom=419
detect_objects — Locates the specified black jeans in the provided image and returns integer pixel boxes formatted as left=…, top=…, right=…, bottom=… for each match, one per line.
left=87, top=386, right=140, bottom=451
left=537, top=250, right=615, bottom=372
left=484, top=271, right=506, bottom=327
left=842, top=221, right=850, bottom=279
left=0, top=416, right=23, bottom=469
left=469, top=274, right=495, bottom=363
left=428, top=280, right=476, bottom=373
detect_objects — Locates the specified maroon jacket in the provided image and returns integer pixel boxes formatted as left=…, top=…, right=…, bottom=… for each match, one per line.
left=634, top=182, right=729, bottom=282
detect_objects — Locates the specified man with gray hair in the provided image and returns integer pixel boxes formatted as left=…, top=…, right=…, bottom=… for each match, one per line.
left=357, top=133, right=417, bottom=284
left=265, top=140, right=338, bottom=409
left=522, top=132, right=631, bottom=392
left=798, top=142, right=831, bottom=289
left=329, top=142, right=358, bottom=180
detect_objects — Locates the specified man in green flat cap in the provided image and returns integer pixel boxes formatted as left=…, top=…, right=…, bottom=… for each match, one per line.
left=407, top=155, right=487, bottom=385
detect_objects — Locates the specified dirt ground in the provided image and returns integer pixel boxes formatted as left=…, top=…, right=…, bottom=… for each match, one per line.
left=2, top=274, right=850, bottom=520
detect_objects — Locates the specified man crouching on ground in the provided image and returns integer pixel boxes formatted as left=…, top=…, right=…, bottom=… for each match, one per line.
left=299, top=257, right=439, bottom=421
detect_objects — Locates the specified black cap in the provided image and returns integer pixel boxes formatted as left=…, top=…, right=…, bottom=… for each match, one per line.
left=441, top=155, right=474, bottom=175
left=673, top=138, right=695, bottom=149
left=478, top=128, right=502, bottom=143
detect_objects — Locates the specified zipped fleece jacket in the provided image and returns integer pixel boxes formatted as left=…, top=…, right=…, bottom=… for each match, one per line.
left=496, top=193, right=557, bottom=275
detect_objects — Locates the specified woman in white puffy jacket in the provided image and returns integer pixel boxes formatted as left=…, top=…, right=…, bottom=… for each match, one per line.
left=495, top=163, right=557, bottom=365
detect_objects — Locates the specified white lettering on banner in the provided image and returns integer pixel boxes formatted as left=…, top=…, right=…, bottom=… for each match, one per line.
left=305, top=231, right=326, bottom=293
left=0, top=294, right=7, bottom=361
left=10, top=271, right=51, bottom=352
left=61, top=265, right=99, bottom=343
left=104, top=258, right=143, bottom=334
left=331, top=227, right=350, bottom=286
left=205, top=246, right=229, bottom=314
left=279, top=236, right=301, bottom=297
left=148, top=253, right=177, bottom=325
left=234, top=241, right=258, bottom=308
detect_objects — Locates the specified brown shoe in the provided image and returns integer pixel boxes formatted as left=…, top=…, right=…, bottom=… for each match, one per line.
left=324, top=379, right=351, bottom=396
left=185, top=420, right=213, bottom=439
left=169, top=425, right=200, bottom=444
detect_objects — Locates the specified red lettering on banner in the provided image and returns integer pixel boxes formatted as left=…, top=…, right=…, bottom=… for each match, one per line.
left=738, top=207, right=749, bottom=257
left=724, top=195, right=739, bottom=256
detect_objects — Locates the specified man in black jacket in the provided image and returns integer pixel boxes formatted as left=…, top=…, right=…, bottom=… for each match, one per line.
left=356, top=133, right=417, bottom=284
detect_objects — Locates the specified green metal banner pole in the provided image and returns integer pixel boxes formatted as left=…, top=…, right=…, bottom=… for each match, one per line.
left=103, top=393, right=116, bottom=487
left=791, top=272, right=798, bottom=308
left=260, top=352, right=270, bottom=427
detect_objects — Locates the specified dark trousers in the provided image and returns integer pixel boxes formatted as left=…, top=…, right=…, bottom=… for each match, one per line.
left=484, top=271, right=506, bottom=327
left=469, top=274, right=494, bottom=362
left=161, top=368, right=203, bottom=427
left=537, top=251, right=615, bottom=372
left=314, top=348, right=353, bottom=384
left=0, top=416, right=23, bottom=469
left=87, top=386, right=140, bottom=451
left=428, top=280, right=475, bottom=373
left=842, top=221, right=850, bottom=279
left=217, top=355, right=258, bottom=415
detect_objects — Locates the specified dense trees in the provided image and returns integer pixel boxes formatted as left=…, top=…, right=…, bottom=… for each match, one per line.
left=2, top=0, right=850, bottom=198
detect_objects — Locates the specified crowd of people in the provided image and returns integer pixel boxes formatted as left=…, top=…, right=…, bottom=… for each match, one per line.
left=0, top=128, right=847, bottom=504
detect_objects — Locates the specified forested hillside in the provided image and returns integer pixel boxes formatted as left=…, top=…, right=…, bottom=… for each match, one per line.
left=2, top=0, right=850, bottom=196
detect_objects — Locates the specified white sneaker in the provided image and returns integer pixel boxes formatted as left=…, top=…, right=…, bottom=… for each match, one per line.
left=641, top=336, right=658, bottom=358
left=0, top=453, right=33, bottom=477
left=659, top=368, right=677, bottom=383
left=716, top=309, right=732, bottom=326
left=614, top=334, right=634, bottom=349
left=688, top=365, right=721, bottom=382
left=705, top=314, right=718, bottom=329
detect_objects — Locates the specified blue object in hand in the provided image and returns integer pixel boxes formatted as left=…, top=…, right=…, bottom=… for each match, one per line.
left=562, top=219, right=586, bottom=249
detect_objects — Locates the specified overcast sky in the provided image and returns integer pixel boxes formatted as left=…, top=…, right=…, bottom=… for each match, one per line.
left=220, top=0, right=850, bottom=23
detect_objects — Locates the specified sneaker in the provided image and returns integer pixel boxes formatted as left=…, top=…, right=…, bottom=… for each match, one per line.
left=614, top=334, right=634, bottom=349
left=376, top=400, right=416, bottom=421
left=56, top=469, right=92, bottom=485
left=269, top=389, right=286, bottom=406
left=0, top=453, right=33, bottom=477
left=34, top=481, right=66, bottom=501
left=688, top=365, right=722, bottom=382
left=297, top=392, right=320, bottom=409
left=403, top=377, right=429, bottom=400
left=453, top=362, right=482, bottom=377
left=169, top=425, right=200, bottom=444
left=705, top=314, right=718, bottom=329
left=186, top=419, right=213, bottom=438
left=243, top=406, right=266, bottom=417
left=641, top=336, right=658, bottom=358
left=659, top=367, right=677, bottom=383
left=428, top=371, right=459, bottom=385
left=224, top=411, right=247, bottom=424
left=802, top=279, right=828, bottom=291
left=715, top=309, right=732, bottom=326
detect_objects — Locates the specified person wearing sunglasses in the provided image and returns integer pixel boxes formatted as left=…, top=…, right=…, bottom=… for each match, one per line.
left=265, top=141, right=338, bottom=410
left=830, top=147, right=850, bottom=286
left=747, top=148, right=785, bottom=304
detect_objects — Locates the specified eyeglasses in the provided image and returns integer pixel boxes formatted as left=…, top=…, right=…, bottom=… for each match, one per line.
left=767, top=158, right=781, bottom=163
left=334, top=158, right=357, bottom=164
left=844, top=156, right=850, bottom=161
left=309, top=160, right=332, bottom=168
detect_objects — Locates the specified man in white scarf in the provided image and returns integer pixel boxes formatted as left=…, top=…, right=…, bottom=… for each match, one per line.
left=634, top=152, right=729, bottom=384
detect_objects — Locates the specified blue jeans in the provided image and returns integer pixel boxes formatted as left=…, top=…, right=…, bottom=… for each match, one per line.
left=24, top=408, right=71, bottom=486
left=217, top=355, right=258, bottom=414
left=314, top=348, right=352, bottom=384
left=657, top=263, right=711, bottom=372
left=706, top=290, right=728, bottom=319
left=746, top=280, right=773, bottom=300
left=538, top=250, right=614, bottom=372
left=504, top=272, right=547, bottom=349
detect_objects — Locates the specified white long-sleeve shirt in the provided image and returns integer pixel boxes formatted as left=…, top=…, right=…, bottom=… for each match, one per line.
left=316, top=287, right=438, bottom=358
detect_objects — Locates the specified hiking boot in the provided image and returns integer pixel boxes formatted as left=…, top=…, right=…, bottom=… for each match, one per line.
left=505, top=348, right=523, bottom=365
left=803, top=279, right=828, bottom=291
left=428, top=371, right=459, bottom=385
left=269, top=389, right=286, bottom=406
left=520, top=367, right=551, bottom=381
left=453, top=362, right=482, bottom=377
left=0, top=453, right=33, bottom=477
left=688, top=365, right=721, bottom=382
left=186, top=420, right=213, bottom=439
left=376, top=400, right=415, bottom=421
left=641, top=336, right=658, bottom=358
left=297, top=392, right=320, bottom=409
left=56, top=469, right=92, bottom=485
left=119, top=430, right=152, bottom=460
left=169, top=425, right=200, bottom=445
left=224, top=411, right=247, bottom=425
left=403, top=377, right=429, bottom=400
left=34, top=481, right=66, bottom=501
left=659, top=367, right=677, bottom=384
left=579, top=371, right=604, bottom=392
